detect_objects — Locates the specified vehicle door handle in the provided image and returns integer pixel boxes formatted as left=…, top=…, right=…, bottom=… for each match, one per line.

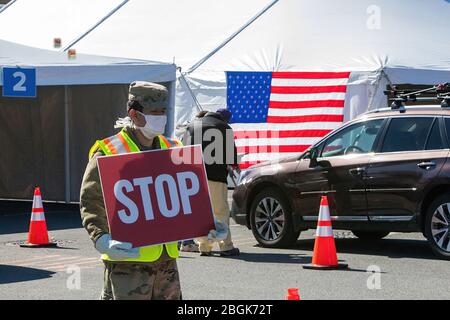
left=417, top=161, right=436, bottom=169
left=349, top=167, right=366, bottom=176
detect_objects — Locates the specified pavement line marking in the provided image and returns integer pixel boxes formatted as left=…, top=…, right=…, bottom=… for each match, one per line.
left=48, top=261, right=101, bottom=270
left=48, top=259, right=102, bottom=271
left=32, top=257, right=99, bottom=268
left=3, top=255, right=61, bottom=265
left=15, top=256, right=83, bottom=267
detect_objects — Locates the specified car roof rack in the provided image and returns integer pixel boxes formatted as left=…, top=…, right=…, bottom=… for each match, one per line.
left=384, top=83, right=450, bottom=111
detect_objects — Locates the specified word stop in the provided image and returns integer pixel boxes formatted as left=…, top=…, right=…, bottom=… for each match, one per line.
left=113, top=171, right=200, bottom=224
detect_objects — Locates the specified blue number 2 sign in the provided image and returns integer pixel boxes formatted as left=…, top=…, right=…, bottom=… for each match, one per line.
left=2, top=67, right=36, bottom=98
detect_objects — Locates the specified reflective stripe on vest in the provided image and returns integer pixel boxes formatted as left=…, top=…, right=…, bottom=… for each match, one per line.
left=89, top=129, right=181, bottom=262
left=89, top=132, right=182, bottom=158
left=158, top=135, right=182, bottom=149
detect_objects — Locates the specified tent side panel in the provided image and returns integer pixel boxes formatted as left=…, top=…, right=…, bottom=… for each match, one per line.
left=69, top=84, right=129, bottom=202
left=0, top=86, right=65, bottom=201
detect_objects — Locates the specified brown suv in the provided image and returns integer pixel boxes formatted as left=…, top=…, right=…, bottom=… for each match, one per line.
left=231, top=107, right=450, bottom=259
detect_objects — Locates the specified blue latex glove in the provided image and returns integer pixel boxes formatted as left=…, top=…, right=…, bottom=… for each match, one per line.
left=208, top=219, right=228, bottom=242
left=195, top=219, right=228, bottom=244
left=95, top=234, right=140, bottom=260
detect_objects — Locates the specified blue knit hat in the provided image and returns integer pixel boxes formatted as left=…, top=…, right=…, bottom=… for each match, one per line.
left=216, top=108, right=232, bottom=123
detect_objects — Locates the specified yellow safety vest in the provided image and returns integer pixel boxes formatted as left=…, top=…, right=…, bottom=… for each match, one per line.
left=89, top=129, right=183, bottom=263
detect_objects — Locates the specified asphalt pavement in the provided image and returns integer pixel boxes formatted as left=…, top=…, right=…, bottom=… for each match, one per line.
left=0, top=196, right=449, bottom=300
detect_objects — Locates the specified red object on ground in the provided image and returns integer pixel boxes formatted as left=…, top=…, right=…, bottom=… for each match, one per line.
left=285, top=288, right=301, bottom=300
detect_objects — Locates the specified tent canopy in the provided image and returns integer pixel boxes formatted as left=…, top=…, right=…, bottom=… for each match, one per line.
left=2, top=0, right=449, bottom=77
left=187, top=0, right=450, bottom=80
left=2, top=0, right=449, bottom=122
left=173, top=0, right=450, bottom=123
left=0, top=0, right=126, bottom=51
left=0, top=39, right=176, bottom=85
left=66, top=0, right=275, bottom=68
left=0, top=0, right=275, bottom=68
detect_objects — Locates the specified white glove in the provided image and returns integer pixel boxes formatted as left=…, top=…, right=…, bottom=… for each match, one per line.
left=95, top=234, right=140, bottom=260
left=196, top=219, right=229, bottom=244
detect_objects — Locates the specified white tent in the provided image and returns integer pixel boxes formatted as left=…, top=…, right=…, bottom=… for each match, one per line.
left=3, top=0, right=450, bottom=165
left=3, top=0, right=450, bottom=121
left=18, top=0, right=446, bottom=126
left=0, top=39, right=176, bottom=85
left=0, top=39, right=176, bottom=202
left=0, top=0, right=274, bottom=66
left=57, top=0, right=275, bottom=67
left=0, top=0, right=127, bottom=51
left=175, top=0, right=450, bottom=125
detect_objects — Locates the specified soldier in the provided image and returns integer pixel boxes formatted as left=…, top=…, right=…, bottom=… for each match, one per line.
left=79, top=81, right=184, bottom=300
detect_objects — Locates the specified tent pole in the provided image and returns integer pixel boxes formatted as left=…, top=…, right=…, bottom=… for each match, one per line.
left=167, top=80, right=176, bottom=137
left=64, top=86, right=71, bottom=204
left=0, top=0, right=18, bottom=14
left=187, top=0, right=279, bottom=74
left=178, top=69, right=203, bottom=112
left=61, top=0, right=130, bottom=52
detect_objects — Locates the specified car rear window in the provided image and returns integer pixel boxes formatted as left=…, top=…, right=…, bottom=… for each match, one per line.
left=381, top=117, right=434, bottom=153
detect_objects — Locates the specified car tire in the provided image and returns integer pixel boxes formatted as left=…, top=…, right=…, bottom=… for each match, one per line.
left=351, top=230, right=390, bottom=241
left=249, top=187, right=300, bottom=248
left=424, top=193, right=450, bottom=260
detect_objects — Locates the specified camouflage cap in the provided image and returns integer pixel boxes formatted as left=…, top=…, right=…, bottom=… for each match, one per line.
left=128, top=81, right=169, bottom=110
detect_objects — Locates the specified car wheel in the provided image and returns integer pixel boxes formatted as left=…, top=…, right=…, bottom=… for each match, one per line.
left=351, top=230, right=390, bottom=241
left=425, top=193, right=450, bottom=260
left=249, top=187, right=300, bottom=248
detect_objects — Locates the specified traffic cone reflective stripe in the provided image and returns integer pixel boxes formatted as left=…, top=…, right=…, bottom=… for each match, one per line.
left=315, top=225, right=334, bottom=237
left=20, top=187, right=57, bottom=248
left=30, top=189, right=45, bottom=221
left=303, top=195, right=347, bottom=270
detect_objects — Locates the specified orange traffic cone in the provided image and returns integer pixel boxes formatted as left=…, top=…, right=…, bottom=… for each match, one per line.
left=285, top=288, right=300, bottom=300
left=303, top=196, right=347, bottom=270
left=20, top=187, right=57, bottom=248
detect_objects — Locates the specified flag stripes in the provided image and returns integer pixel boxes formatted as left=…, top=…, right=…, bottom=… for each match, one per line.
left=227, top=71, right=350, bottom=169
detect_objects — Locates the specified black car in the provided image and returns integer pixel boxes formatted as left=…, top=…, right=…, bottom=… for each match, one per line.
left=232, top=106, right=450, bottom=259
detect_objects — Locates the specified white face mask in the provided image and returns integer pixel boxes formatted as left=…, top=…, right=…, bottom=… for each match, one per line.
left=136, top=112, right=167, bottom=139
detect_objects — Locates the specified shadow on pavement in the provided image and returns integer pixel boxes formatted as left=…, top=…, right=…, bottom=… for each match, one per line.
left=223, top=252, right=311, bottom=264
left=221, top=252, right=371, bottom=273
left=292, top=237, right=438, bottom=260
left=0, top=201, right=82, bottom=235
left=19, top=245, right=80, bottom=251
left=0, top=265, right=56, bottom=284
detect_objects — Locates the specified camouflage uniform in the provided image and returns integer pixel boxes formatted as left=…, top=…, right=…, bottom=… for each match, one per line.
left=101, top=260, right=181, bottom=300
left=80, top=82, right=181, bottom=300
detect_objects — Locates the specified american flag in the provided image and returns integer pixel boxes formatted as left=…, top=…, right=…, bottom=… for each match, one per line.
left=227, top=71, right=351, bottom=169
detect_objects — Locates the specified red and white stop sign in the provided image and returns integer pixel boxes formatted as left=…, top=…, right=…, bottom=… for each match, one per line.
left=97, top=145, right=215, bottom=247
